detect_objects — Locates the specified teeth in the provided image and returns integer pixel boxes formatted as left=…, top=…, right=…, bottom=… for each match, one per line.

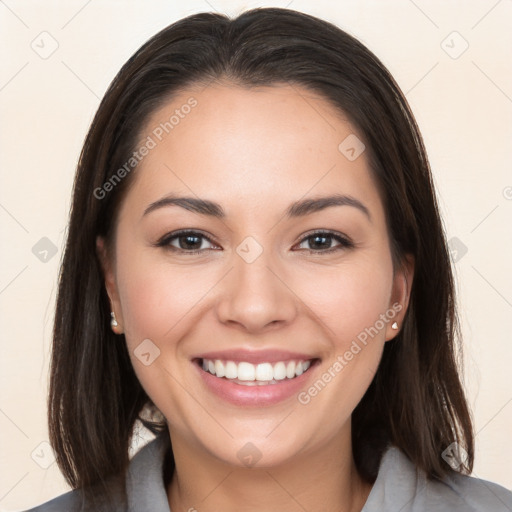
left=273, top=362, right=286, bottom=380
left=200, top=358, right=313, bottom=382
left=256, top=363, right=273, bottom=381
left=214, top=360, right=225, bottom=378
left=225, top=361, right=237, bottom=379
left=286, top=361, right=295, bottom=379
left=238, top=362, right=255, bottom=381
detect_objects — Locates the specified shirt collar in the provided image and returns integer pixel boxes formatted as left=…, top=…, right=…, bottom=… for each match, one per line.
left=126, top=430, right=172, bottom=512
left=125, top=431, right=407, bottom=512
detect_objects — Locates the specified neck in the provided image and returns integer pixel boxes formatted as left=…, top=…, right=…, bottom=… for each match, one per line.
left=166, top=425, right=372, bottom=512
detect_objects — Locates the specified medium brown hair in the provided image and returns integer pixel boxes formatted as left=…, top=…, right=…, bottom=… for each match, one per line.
left=49, top=7, right=474, bottom=508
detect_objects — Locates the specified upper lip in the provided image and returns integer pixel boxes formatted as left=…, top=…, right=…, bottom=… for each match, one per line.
left=194, top=349, right=318, bottom=365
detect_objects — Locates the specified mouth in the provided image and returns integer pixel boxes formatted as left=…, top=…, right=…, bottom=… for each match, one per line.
left=192, top=356, right=321, bottom=406
left=195, top=357, right=317, bottom=385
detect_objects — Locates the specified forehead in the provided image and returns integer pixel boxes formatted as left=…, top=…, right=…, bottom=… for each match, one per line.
left=121, top=82, right=383, bottom=221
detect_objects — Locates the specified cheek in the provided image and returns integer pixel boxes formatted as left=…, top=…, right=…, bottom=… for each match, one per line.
left=288, top=256, right=394, bottom=437
left=113, top=246, right=215, bottom=417
left=114, top=242, right=215, bottom=347
left=297, top=256, right=394, bottom=345
left=296, top=260, right=393, bottom=410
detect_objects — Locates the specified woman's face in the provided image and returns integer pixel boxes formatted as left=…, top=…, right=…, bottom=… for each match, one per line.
left=99, top=83, right=412, bottom=468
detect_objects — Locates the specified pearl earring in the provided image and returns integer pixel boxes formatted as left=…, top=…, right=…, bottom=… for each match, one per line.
left=391, top=321, right=398, bottom=330
left=111, top=311, right=118, bottom=328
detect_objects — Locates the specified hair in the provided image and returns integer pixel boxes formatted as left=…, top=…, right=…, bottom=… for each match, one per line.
left=48, top=6, right=474, bottom=509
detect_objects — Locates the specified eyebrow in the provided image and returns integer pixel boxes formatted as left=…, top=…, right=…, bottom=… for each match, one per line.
left=286, top=194, right=371, bottom=221
left=144, top=195, right=224, bottom=218
left=143, top=193, right=371, bottom=221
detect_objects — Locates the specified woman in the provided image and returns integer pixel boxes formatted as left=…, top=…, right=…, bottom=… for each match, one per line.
left=25, top=7, right=512, bottom=512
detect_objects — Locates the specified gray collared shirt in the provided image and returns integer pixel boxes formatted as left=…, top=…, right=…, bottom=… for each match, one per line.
left=24, top=431, right=512, bottom=511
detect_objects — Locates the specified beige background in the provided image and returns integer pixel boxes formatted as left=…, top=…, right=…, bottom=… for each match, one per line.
left=1, top=0, right=511, bottom=510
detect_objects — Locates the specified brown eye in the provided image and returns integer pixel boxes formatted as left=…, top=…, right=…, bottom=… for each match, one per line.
left=156, top=230, right=219, bottom=253
left=303, top=233, right=334, bottom=250
left=173, top=233, right=204, bottom=250
left=296, top=231, right=353, bottom=253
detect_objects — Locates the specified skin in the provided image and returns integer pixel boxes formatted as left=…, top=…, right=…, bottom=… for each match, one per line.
left=97, top=82, right=414, bottom=512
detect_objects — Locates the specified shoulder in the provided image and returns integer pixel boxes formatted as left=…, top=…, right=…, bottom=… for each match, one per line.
left=363, top=446, right=512, bottom=512
left=440, top=468, right=512, bottom=511
left=21, top=484, right=126, bottom=512
left=22, top=432, right=170, bottom=512
left=22, top=488, right=84, bottom=512
left=21, top=490, right=103, bottom=512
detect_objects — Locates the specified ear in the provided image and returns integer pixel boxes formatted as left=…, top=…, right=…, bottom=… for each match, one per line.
left=385, top=253, right=414, bottom=341
left=96, top=236, right=124, bottom=333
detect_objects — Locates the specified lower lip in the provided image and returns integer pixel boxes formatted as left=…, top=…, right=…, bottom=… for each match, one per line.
left=194, top=359, right=319, bottom=406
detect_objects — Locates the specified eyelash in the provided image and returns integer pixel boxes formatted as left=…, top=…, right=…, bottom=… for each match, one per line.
left=297, top=230, right=355, bottom=253
left=155, top=229, right=354, bottom=255
left=155, top=230, right=219, bottom=254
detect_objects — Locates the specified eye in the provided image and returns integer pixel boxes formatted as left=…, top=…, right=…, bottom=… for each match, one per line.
left=294, top=230, right=354, bottom=253
left=156, top=230, right=220, bottom=254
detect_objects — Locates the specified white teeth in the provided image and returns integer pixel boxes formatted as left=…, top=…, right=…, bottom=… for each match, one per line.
left=200, top=358, right=314, bottom=382
left=214, top=360, right=225, bottom=378
left=273, top=362, right=286, bottom=380
left=286, top=361, right=296, bottom=379
left=255, top=363, right=273, bottom=381
left=238, top=362, right=255, bottom=381
left=225, top=361, right=237, bottom=379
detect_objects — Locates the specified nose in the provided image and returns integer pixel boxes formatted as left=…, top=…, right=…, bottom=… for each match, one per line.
left=215, top=248, right=298, bottom=334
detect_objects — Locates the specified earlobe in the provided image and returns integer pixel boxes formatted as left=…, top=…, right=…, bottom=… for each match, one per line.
left=96, top=236, right=124, bottom=333
left=385, top=254, right=415, bottom=341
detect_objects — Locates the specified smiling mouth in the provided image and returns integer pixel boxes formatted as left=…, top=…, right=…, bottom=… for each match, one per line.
left=195, top=357, right=319, bottom=386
